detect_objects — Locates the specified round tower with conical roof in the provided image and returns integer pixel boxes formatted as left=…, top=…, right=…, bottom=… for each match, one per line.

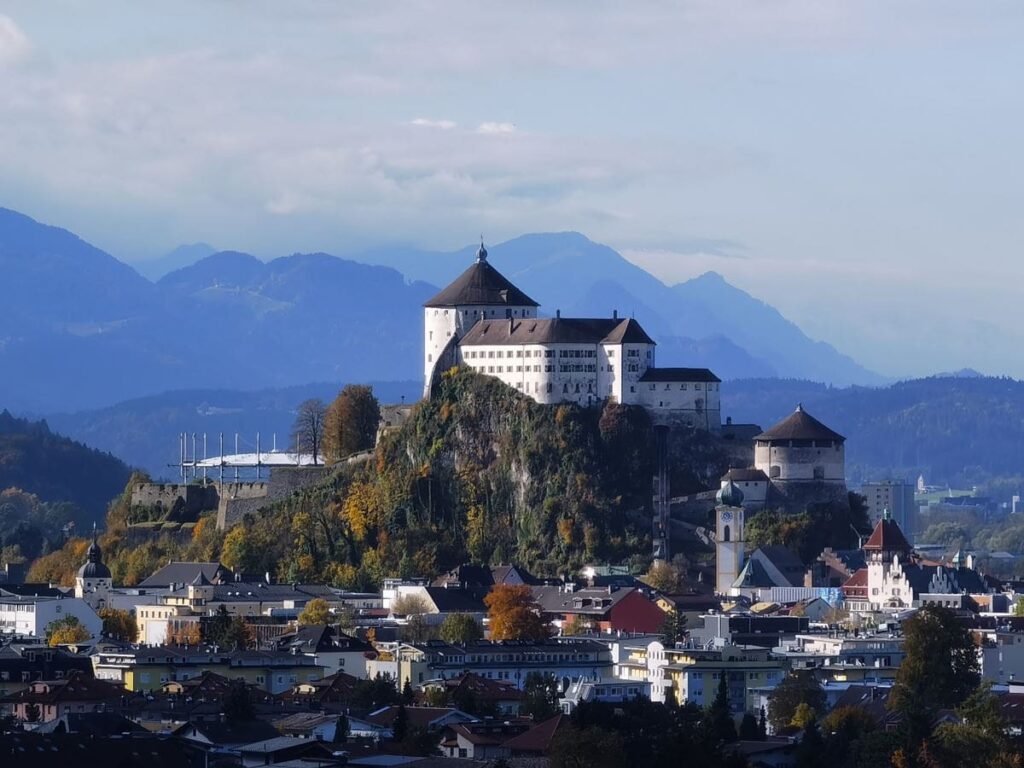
left=753, top=403, right=846, bottom=485
left=422, top=241, right=540, bottom=397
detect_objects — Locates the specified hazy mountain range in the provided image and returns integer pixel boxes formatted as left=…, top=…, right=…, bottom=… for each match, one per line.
left=0, top=207, right=883, bottom=414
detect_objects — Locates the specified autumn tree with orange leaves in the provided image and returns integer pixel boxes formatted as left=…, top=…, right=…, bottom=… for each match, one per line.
left=484, top=584, right=550, bottom=641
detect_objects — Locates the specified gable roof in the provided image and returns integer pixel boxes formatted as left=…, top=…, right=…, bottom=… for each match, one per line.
left=863, top=517, right=912, bottom=554
left=138, top=562, right=229, bottom=588
left=425, top=259, right=538, bottom=308
left=639, top=367, right=721, bottom=383
left=459, top=317, right=654, bottom=347
left=502, top=714, right=565, bottom=753
left=755, top=404, right=845, bottom=443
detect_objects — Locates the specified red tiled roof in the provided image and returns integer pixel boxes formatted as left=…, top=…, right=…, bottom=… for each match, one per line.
left=502, top=714, right=565, bottom=754
left=863, top=517, right=912, bottom=554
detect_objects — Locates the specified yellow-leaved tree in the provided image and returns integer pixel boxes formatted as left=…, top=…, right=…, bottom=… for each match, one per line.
left=298, top=597, right=332, bottom=626
left=484, top=584, right=550, bottom=641
left=46, top=616, right=91, bottom=646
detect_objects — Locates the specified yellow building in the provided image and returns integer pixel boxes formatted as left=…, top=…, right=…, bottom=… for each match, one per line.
left=92, top=646, right=325, bottom=695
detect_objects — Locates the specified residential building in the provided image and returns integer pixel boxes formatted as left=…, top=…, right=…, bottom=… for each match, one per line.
left=532, top=583, right=667, bottom=634
left=1, top=670, right=124, bottom=722
left=270, top=624, right=377, bottom=677
left=91, top=645, right=326, bottom=694
left=377, top=639, right=613, bottom=689
left=0, top=641, right=93, bottom=697
left=0, top=594, right=102, bottom=641
left=861, top=480, right=918, bottom=542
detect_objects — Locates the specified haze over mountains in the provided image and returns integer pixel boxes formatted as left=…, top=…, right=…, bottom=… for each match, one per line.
left=0, top=207, right=882, bottom=414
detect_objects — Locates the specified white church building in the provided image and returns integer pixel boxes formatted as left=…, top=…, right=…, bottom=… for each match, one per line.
left=423, top=243, right=721, bottom=429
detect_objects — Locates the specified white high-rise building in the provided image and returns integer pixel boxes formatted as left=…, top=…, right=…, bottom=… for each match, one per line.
left=423, top=243, right=722, bottom=429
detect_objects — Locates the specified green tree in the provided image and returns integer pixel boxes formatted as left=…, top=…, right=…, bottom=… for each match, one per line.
left=393, top=702, right=409, bottom=743
left=1013, top=598, right=1024, bottom=617
left=659, top=609, right=687, bottom=646
left=439, top=613, right=483, bottom=644
left=45, top=615, right=91, bottom=646
left=223, top=680, right=255, bottom=721
left=402, top=679, right=414, bottom=704
left=324, top=385, right=381, bottom=460
left=334, top=714, right=349, bottom=744
left=298, top=597, right=331, bottom=625
left=795, top=717, right=824, bottom=768
left=549, top=725, right=627, bottom=768
left=704, top=673, right=737, bottom=744
left=888, top=605, right=980, bottom=746
left=767, top=671, right=825, bottom=733
left=645, top=561, right=681, bottom=593
left=739, top=712, right=761, bottom=740
left=522, top=672, right=559, bottom=721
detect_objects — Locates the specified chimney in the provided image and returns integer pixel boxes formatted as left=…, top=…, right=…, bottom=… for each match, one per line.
left=613, top=309, right=618, bottom=320
left=556, top=309, right=561, bottom=319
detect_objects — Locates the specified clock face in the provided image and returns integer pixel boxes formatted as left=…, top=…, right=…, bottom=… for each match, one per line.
left=721, top=510, right=733, bottom=522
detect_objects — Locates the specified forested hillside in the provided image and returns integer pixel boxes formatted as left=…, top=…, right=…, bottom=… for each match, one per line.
left=0, top=410, right=132, bottom=568
left=29, top=371, right=734, bottom=586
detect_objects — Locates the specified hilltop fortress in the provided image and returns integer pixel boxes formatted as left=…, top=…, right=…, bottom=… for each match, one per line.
left=423, top=243, right=722, bottom=430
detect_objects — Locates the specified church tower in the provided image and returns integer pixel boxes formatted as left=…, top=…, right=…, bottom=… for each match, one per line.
left=715, top=480, right=746, bottom=595
left=75, top=527, right=112, bottom=610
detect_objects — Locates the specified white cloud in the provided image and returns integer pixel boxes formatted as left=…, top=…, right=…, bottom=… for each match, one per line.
left=0, top=15, right=31, bottom=66
left=411, top=118, right=457, bottom=130
left=477, top=122, right=516, bottom=134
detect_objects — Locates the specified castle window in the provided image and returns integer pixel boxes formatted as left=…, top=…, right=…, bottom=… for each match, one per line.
left=575, top=383, right=580, bottom=393
left=547, top=383, right=553, bottom=393
left=608, top=350, right=615, bottom=357
left=723, top=525, right=730, bottom=542
left=813, top=466, right=825, bottom=480
left=608, top=365, right=614, bottom=373
left=429, top=331, right=433, bottom=340
left=649, top=384, right=655, bottom=391
left=427, top=354, right=432, bottom=362
left=770, top=466, right=781, bottom=479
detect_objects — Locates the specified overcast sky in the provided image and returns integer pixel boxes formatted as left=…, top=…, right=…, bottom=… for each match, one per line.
left=2, top=1, right=1024, bottom=378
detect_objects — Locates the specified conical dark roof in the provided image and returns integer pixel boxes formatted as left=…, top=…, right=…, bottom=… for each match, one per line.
left=424, top=256, right=539, bottom=308
left=754, top=404, right=845, bottom=443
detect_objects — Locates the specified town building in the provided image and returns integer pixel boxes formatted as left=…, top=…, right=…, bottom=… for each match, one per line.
left=843, top=511, right=989, bottom=615
left=532, top=583, right=667, bottom=634
left=2, top=670, right=123, bottom=722
left=860, top=480, right=918, bottom=542
left=0, top=641, right=94, bottom=697
left=269, top=624, right=377, bottom=677
left=91, top=645, right=326, bottom=694
left=370, top=638, right=613, bottom=690
left=0, top=593, right=102, bottom=641
left=423, top=243, right=722, bottom=428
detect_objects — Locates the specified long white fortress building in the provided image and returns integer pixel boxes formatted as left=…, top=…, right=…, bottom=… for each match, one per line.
left=423, top=243, right=721, bottom=430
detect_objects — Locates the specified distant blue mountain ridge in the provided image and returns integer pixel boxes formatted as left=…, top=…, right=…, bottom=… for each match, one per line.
left=0, top=207, right=881, bottom=413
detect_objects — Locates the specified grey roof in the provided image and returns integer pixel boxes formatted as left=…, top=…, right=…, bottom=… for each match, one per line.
left=732, top=559, right=780, bottom=589
left=755, top=404, right=845, bottom=443
left=423, top=586, right=488, bottom=613
left=722, top=468, right=769, bottom=482
left=639, top=367, right=721, bottom=383
left=459, top=317, right=654, bottom=346
left=424, top=259, right=538, bottom=308
left=532, top=585, right=636, bottom=616
left=138, top=562, right=228, bottom=588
